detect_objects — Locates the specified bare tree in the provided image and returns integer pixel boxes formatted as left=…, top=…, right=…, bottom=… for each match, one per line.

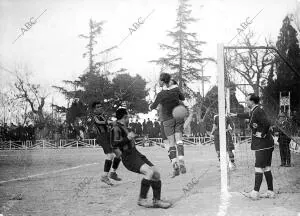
left=0, top=89, right=24, bottom=124
left=13, top=69, right=49, bottom=127
left=225, top=30, right=274, bottom=95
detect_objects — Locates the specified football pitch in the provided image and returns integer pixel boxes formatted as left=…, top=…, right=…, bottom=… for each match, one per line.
left=0, top=144, right=299, bottom=216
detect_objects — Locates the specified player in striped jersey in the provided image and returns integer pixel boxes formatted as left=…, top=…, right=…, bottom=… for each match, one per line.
left=89, top=101, right=122, bottom=186
left=111, top=108, right=172, bottom=208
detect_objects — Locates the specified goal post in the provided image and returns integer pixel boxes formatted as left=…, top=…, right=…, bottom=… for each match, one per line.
left=217, top=43, right=228, bottom=194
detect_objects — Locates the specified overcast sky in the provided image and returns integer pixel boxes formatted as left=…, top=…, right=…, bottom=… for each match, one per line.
left=0, top=0, right=298, bottom=111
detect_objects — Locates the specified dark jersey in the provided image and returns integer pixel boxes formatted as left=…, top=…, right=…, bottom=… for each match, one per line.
left=237, top=106, right=274, bottom=150
left=150, top=87, right=185, bottom=121
left=88, top=113, right=108, bottom=134
left=112, top=122, right=135, bottom=152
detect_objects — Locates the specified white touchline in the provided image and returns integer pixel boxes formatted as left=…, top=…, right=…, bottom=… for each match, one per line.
left=0, top=162, right=100, bottom=184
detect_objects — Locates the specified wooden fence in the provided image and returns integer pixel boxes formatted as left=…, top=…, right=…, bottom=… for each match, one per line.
left=1, top=135, right=298, bottom=153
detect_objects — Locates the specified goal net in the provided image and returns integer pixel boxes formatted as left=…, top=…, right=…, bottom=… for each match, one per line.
left=217, top=44, right=300, bottom=194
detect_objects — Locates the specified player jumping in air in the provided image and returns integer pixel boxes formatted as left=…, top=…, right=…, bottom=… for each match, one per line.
left=150, top=73, right=186, bottom=178
left=89, top=101, right=122, bottom=186
left=156, top=79, right=178, bottom=150
left=210, top=114, right=236, bottom=170
left=111, top=108, right=172, bottom=208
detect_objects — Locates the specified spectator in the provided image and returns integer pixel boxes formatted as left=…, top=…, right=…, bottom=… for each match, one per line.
left=199, top=120, right=206, bottom=137
left=142, top=119, right=147, bottom=135
left=135, top=120, right=142, bottom=136
left=153, top=119, right=161, bottom=137
left=129, top=120, right=136, bottom=133
left=276, top=113, right=292, bottom=167
left=190, top=117, right=198, bottom=137
left=146, top=118, right=153, bottom=135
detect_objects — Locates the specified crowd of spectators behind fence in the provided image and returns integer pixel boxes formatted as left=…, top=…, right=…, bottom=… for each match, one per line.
left=0, top=123, right=35, bottom=142
left=0, top=117, right=210, bottom=142
left=1, top=112, right=299, bottom=142
left=130, top=118, right=160, bottom=138
left=0, top=118, right=175, bottom=142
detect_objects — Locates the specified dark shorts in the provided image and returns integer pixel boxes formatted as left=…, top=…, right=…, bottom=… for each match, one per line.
left=122, top=148, right=154, bottom=174
left=255, top=147, right=274, bottom=168
left=214, top=132, right=235, bottom=152
left=163, top=118, right=184, bottom=137
left=97, top=132, right=112, bottom=154
left=160, top=122, right=167, bottom=140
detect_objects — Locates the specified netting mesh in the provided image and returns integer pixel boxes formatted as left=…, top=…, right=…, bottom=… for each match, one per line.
left=223, top=47, right=300, bottom=193
left=229, top=137, right=300, bottom=193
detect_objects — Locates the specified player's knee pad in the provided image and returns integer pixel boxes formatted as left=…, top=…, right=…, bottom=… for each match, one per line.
left=106, top=153, right=114, bottom=160
left=113, top=149, right=122, bottom=158
left=152, top=171, right=161, bottom=180
left=264, top=166, right=271, bottom=172
left=176, top=143, right=184, bottom=156
left=255, top=167, right=264, bottom=173
left=168, top=146, right=177, bottom=160
left=143, top=168, right=154, bottom=179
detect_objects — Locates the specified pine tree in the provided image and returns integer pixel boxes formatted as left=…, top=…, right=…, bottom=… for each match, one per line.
left=53, top=20, right=150, bottom=123
left=53, top=19, right=122, bottom=122
left=79, top=19, right=105, bottom=75
left=274, top=16, right=300, bottom=113
left=262, top=15, right=300, bottom=128
left=150, top=0, right=213, bottom=97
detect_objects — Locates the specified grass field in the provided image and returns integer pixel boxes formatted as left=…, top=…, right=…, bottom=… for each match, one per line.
left=0, top=144, right=299, bottom=216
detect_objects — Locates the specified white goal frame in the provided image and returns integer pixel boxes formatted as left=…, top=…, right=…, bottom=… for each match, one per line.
left=217, top=43, right=299, bottom=195
left=217, top=44, right=228, bottom=194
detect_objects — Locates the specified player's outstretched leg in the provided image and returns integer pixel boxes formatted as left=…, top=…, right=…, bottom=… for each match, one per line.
left=101, top=153, right=114, bottom=186
left=138, top=164, right=172, bottom=208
